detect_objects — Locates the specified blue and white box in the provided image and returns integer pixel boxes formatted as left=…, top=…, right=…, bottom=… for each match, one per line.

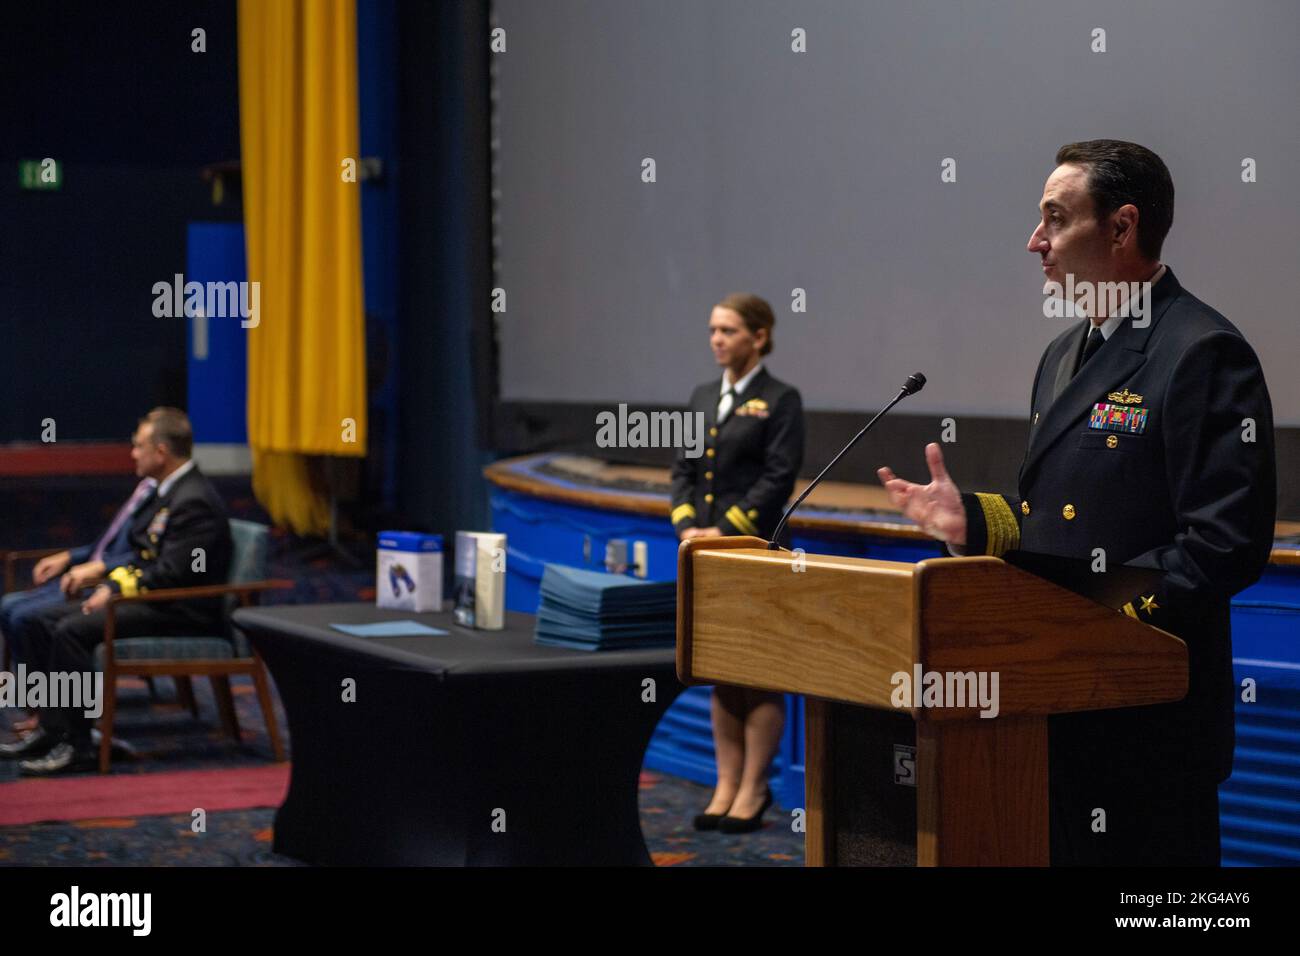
left=377, top=531, right=444, bottom=612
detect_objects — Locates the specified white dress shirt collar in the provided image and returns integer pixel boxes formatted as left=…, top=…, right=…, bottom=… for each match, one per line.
left=1094, top=263, right=1166, bottom=340
left=157, top=459, right=196, bottom=499
left=722, top=362, right=764, bottom=397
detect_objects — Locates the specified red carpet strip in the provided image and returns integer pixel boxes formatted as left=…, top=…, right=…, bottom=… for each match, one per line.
left=0, top=764, right=290, bottom=826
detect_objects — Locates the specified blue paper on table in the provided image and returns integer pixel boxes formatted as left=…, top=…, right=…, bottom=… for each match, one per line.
left=537, top=603, right=673, bottom=633
left=535, top=634, right=676, bottom=652
left=538, top=565, right=676, bottom=613
left=533, top=564, right=676, bottom=650
left=331, top=620, right=449, bottom=638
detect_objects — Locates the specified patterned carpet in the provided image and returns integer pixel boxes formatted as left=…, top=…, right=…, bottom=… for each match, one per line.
left=0, top=768, right=802, bottom=867
left=0, top=475, right=802, bottom=866
left=0, top=671, right=802, bottom=865
left=0, top=676, right=802, bottom=866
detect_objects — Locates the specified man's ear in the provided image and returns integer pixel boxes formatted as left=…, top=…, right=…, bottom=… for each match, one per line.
left=1111, top=203, right=1140, bottom=250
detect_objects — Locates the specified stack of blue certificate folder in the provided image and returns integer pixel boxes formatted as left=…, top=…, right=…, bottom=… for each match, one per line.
left=534, top=564, right=677, bottom=651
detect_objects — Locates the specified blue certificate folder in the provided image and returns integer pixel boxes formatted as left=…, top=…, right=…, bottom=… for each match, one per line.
left=330, top=621, right=449, bottom=638
left=533, top=564, right=676, bottom=651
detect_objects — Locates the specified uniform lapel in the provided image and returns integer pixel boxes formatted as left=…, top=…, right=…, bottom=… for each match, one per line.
left=1021, top=268, right=1181, bottom=483
left=1050, top=322, right=1088, bottom=404
left=707, top=382, right=728, bottom=429
left=130, top=486, right=163, bottom=536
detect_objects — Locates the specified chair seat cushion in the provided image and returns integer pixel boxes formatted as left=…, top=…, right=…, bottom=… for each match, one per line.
left=94, top=636, right=236, bottom=668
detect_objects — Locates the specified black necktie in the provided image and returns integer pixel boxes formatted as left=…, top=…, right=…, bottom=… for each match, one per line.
left=1076, top=326, right=1105, bottom=375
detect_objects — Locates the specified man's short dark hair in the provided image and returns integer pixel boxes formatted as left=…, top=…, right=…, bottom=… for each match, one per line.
left=1055, top=140, right=1175, bottom=261
left=140, top=407, right=193, bottom=459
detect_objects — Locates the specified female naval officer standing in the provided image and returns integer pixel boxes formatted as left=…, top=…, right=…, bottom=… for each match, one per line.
left=670, top=292, right=805, bottom=833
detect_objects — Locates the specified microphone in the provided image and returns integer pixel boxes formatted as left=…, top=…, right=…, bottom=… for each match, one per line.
left=900, top=372, right=926, bottom=396
left=766, top=372, right=927, bottom=549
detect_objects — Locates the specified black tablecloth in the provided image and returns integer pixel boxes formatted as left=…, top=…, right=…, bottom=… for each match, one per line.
left=234, top=603, right=682, bottom=866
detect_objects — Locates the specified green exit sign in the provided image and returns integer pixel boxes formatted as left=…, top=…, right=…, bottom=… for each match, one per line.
left=19, top=159, right=62, bottom=190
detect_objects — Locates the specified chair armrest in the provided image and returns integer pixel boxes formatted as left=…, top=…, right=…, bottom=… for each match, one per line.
left=107, top=580, right=294, bottom=605
left=2, top=548, right=67, bottom=593
left=1, top=548, right=68, bottom=561
left=98, top=580, right=294, bottom=658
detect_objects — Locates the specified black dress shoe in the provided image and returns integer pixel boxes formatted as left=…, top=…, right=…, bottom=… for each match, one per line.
left=19, top=741, right=95, bottom=776
left=91, top=727, right=138, bottom=759
left=718, top=788, right=774, bottom=834
left=0, top=726, right=54, bottom=759
left=692, top=811, right=728, bottom=831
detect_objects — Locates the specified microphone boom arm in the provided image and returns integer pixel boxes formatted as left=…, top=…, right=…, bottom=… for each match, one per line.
left=766, top=373, right=926, bottom=549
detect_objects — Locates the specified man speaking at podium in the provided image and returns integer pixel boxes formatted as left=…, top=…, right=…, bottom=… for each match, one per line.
left=877, top=141, right=1276, bottom=866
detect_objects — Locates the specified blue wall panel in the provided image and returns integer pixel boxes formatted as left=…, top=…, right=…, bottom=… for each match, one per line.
left=1221, top=566, right=1300, bottom=866
left=185, top=222, right=248, bottom=445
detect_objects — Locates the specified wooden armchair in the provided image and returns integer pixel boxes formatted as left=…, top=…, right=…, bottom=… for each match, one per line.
left=92, top=519, right=292, bottom=772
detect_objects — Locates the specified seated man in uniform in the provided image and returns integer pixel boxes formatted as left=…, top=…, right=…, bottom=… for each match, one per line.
left=0, top=407, right=233, bottom=775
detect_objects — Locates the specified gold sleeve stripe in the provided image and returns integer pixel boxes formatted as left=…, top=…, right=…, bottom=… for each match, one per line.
left=109, top=565, right=139, bottom=598
left=1122, top=602, right=1139, bottom=619
left=726, top=506, right=759, bottom=536
left=975, top=493, right=1020, bottom=557
left=671, top=504, right=696, bottom=525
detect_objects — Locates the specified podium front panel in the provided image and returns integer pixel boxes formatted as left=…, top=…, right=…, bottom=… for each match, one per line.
left=830, top=703, right=917, bottom=866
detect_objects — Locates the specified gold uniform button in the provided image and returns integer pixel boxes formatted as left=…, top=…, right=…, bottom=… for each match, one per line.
left=1063, top=504, right=1076, bottom=520
left=705, top=471, right=713, bottom=480
left=704, top=493, right=714, bottom=503
left=1106, top=435, right=1118, bottom=448
left=709, top=427, right=718, bottom=437
left=1021, top=501, right=1030, bottom=516
left=706, top=448, right=715, bottom=458
left=748, top=509, right=759, bottom=519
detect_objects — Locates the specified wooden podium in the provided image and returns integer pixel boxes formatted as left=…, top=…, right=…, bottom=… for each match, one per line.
left=675, top=536, right=1188, bottom=866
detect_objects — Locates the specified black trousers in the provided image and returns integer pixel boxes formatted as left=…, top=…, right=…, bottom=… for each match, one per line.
left=1049, top=714, right=1223, bottom=867
left=27, top=599, right=218, bottom=745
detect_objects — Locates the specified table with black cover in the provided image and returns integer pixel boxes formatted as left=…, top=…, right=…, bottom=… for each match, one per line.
left=233, top=602, right=683, bottom=866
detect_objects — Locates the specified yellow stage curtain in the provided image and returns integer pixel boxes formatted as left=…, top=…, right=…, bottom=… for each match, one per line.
left=238, top=0, right=367, bottom=535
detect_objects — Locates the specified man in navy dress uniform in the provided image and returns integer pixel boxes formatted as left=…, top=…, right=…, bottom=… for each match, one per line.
left=1, top=408, right=233, bottom=775
left=878, top=141, right=1276, bottom=865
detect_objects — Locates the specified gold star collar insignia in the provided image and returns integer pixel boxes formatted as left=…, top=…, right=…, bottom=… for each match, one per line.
left=1138, top=594, right=1159, bottom=615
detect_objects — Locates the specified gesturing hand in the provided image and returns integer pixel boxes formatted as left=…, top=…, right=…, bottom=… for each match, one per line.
left=876, top=442, right=967, bottom=546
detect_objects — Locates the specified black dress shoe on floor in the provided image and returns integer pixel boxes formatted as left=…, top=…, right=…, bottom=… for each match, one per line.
left=19, top=741, right=96, bottom=776
left=718, top=788, right=774, bottom=834
left=91, top=727, right=138, bottom=759
left=0, top=726, right=54, bottom=759
left=692, top=811, right=728, bottom=831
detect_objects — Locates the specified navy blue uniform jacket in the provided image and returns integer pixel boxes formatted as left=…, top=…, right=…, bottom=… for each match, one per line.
left=670, top=367, right=805, bottom=541
left=963, top=267, right=1276, bottom=783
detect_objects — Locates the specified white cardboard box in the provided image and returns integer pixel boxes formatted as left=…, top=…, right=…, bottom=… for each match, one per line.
left=453, top=531, right=506, bottom=630
left=376, top=531, right=444, bottom=613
